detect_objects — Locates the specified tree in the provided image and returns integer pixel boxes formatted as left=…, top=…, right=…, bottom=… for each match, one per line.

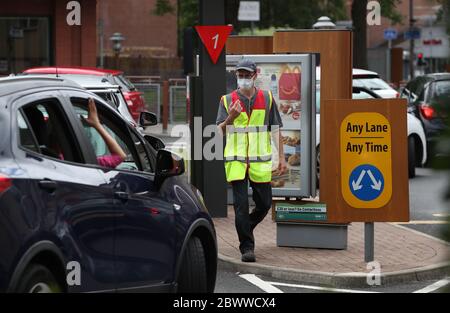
left=155, top=0, right=347, bottom=33
left=352, top=0, right=402, bottom=69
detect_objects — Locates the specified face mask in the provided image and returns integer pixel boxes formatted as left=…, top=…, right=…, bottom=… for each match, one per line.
left=237, top=78, right=254, bottom=90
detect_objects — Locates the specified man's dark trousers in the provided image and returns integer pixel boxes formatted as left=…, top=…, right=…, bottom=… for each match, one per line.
left=231, top=176, right=272, bottom=253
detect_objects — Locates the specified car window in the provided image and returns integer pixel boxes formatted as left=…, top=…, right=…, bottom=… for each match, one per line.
left=70, top=98, right=144, bottom=172
left=17, top=110, right=39, bottom=153
left=19, top=98, right=84, bottom=163
left=431, top=80, right=450, bottom=99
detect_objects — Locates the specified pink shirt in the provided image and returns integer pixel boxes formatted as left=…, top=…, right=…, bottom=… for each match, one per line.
left=58, top=153, right=123, bottom=169
left=97, top=154, right=124, bottom=168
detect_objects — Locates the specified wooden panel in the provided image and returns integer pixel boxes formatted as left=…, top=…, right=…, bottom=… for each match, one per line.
left=273, top=30, right=353, bottom=207
left=391, top=48, right=403, bottom=89
left=322, top=99, right=409, bottom=222
left=226, top=36, right=273, bottom=54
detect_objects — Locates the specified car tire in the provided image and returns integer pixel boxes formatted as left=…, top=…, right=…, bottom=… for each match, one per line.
left=16, top=264, right=62, bottom=293
left=177, top=236, right=207, bottom=293
left=408, top=136, right=416, bottom=178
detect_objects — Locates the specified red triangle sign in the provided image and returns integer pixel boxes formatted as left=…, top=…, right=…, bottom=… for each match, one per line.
left=195, top=25, right=233, bottom=64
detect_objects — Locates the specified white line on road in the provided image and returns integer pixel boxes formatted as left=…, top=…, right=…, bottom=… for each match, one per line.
left=239, top=274, right=284, bottom=293
left=267, top=281, right=380, bottom=293
left=433, top=213, right=450, bottom=218
left=392, top=220, right=449, bottom=225
left=413, top=278, right=450, bottom=293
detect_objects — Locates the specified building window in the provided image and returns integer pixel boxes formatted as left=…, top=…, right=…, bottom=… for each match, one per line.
left=0, top=17, right=50, bottom=75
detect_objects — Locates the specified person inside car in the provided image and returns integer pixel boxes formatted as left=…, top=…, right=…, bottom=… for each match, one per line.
left=82, top=98, right=127, bottom=168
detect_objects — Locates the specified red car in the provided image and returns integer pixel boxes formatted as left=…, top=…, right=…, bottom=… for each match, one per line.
left=23, top=66, right=146, bottom=121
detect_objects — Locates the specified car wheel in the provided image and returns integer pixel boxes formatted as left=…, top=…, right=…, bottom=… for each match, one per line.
left=408, top=136, right=416, bottom=178
left=16, top=264, right=62, bottom=293
left=177, top=236, right=207, bottom=293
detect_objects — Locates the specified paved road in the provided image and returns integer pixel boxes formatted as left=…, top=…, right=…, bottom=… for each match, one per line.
left=405, top=168, right=449, bottom=241
left=213, top=168, right=450, bottom=293
left=214, top=267, right=449, bottom=293
left=215, top=268, right=450, bottom=293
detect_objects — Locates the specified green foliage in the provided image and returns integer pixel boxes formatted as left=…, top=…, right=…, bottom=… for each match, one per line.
left=157, top=0, right=348, bottom=32
left=436, top=0, right=450, bottom=35
left=153, top=0, right=175, bottom=16
left=379, top=0, right=403, bottom=24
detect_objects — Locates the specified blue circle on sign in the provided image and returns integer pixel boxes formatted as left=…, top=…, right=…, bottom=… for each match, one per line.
left=349, top=164, right=384, bottom=201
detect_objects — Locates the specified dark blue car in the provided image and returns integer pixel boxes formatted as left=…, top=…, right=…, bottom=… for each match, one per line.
left=0, top=76, right=217, bottom=293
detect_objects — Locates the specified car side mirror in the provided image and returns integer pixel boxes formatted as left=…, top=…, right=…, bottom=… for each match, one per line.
left=144, top=135, right=165, bottom=150
left=155, top=149, right=185, bottom=182
left=139, top=111, right=158, bottom=127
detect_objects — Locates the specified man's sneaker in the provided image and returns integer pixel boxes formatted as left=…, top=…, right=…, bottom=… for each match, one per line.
left=241, top=250, right=256, bottom=262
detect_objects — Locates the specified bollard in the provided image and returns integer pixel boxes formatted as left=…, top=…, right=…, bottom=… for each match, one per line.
left=162, top=80, right=169, bottom=134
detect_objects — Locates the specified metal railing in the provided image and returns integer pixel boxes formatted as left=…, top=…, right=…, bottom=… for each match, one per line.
left=128, top=76, right=187, bottom=124
left=169, top=84, right=187, bottom=123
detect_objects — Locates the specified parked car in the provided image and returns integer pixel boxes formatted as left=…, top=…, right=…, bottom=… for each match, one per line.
left=316, top=67, right=399, bottom=99
left=401, top=73, right=450, bottom=157
left=22, top=67, right=146, bottom=122
left=315, top=86, right=427, bottom=183
left=0, top=76, right=216, bottom=293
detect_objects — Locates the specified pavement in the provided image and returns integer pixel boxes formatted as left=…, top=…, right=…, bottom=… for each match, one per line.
left=213, top=207, right=450, bottom=288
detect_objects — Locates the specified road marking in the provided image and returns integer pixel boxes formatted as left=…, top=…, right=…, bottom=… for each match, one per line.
left=392, top=220, right=449, bottom=225
left=433, top=213, right=450, bottom=218
left=413, top=278, right=450, bottom=293
left=267, top=281, right=379, bottom=293
left=239, top=274, right=284, bottom=293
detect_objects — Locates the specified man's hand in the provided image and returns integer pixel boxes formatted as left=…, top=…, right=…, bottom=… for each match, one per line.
left=277, top=156, right=288, bottom=176
left=228, top=99, right=242, bottom=120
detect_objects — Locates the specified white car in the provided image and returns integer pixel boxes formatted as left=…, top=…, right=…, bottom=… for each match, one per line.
left=315, top=86, right=427, bottom=183
left=316, top=67, right=399, bottom=99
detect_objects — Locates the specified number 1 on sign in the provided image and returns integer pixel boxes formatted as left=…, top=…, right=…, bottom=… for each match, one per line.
left=212, top=34, right=219, bottom=49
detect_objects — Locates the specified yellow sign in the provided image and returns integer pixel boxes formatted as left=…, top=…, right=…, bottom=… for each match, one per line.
left=340, top=112, right=392, bottom=208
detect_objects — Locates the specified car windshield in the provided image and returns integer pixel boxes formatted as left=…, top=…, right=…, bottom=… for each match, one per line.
left=92, top=90, right=135, bottom=125
left=115, top=75, right=136, bottom=92
left=352, top=90, right=376, bottom=99
left=353, top=78, right=391, bottom=90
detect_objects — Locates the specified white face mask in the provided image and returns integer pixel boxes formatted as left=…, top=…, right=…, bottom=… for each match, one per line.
left=237, top=78, right=254, bottom=90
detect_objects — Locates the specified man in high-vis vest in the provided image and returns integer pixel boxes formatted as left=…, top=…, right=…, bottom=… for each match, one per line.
left=216, top=59, right=287, bottom=262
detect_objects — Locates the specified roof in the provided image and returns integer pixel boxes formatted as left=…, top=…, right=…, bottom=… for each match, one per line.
left=28, top=74, right=117, bottom=87
left=23, top=66, right=123, bottom=76
left=0, top=76, right=83, bottom=97
left=421, top=73, right=450, bottom=81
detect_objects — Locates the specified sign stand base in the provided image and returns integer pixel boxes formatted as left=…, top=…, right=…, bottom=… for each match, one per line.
left=276, top=222, right=348, bottom=250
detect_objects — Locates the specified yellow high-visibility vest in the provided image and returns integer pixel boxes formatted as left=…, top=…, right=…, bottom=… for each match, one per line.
left=222, top=89, right=273, bottom=183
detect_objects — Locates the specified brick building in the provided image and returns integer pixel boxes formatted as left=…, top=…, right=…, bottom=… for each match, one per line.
left=97, top=0, right=178, bottom=59
left=0, top=0, right=97, bottom=75
left=342, top=0, right=447, bottom=78
left=0, top=0, right=179, bottom=76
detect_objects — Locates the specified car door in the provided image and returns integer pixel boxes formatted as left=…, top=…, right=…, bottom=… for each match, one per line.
left=12, top=91, right=116, bottom=292
left=66, top=94, right=176, bottom=292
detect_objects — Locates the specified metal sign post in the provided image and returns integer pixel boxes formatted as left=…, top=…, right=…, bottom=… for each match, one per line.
left=384, top=28, right=397, bottom=82
left=365, top=222, right=374, bottom=262
left=238, top=1, right=260, bottom=35
left=191, top=0, right=227, bottom=217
